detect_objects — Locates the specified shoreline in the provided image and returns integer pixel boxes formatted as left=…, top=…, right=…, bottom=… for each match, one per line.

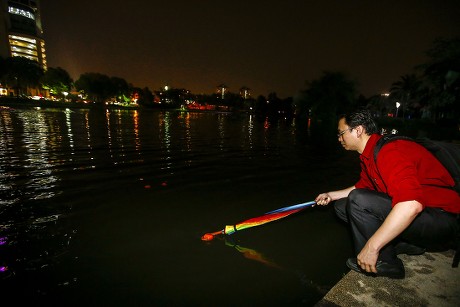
left=315, top=250, right=460, bottom=306
left=0, top=98, right=242, bottom=115
left=0, top=97, right=142, bottom=111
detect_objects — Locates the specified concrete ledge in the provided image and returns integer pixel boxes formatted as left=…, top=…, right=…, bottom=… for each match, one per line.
left=316, top=250, right=460, bottom=306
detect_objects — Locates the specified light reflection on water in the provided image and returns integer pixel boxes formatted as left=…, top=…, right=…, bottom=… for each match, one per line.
left=0, top=107, right=359, bottom=305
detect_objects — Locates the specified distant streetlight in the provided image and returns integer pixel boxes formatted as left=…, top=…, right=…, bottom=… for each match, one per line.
left=395, top=101, right=401, bottom=117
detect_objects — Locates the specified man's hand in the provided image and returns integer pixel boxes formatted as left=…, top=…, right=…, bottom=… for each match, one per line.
left=315, top=193, right=332, bottom=206
left=357, top=241, right=379, bottom=273
left=356, top=200, right=423, bottom=273
left=314, top=186, right=356, bottom=206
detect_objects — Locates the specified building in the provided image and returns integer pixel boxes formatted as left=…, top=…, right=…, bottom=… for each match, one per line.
left=0, top=0, right=47, bottom=96
left=0, top=0, right=47, bottom=68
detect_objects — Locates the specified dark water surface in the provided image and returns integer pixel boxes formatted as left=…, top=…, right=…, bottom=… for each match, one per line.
left=0, top=106, right=360, bottom=306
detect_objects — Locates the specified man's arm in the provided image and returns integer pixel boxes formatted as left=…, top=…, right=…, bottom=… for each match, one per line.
left=315, top=186, right=356, bottom=206
left=357, top=200, right=423, bottom=273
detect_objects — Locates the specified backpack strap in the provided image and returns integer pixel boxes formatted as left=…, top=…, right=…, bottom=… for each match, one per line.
left=373, top=134, right=414, bottom=163
left=372, top=135, right=413, bottom=189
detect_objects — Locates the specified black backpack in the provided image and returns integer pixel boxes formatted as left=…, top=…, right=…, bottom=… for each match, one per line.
left=373, top=134, right=460, bottom=267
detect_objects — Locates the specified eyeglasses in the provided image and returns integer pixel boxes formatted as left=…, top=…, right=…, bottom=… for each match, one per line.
left=337, top=128, right=353, bottom=138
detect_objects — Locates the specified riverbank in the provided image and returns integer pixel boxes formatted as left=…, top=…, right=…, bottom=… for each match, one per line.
left=0, top=97, right=240, bottom=115
left=0, top=97, right=140, bottom=110
left=316, top=250, right=460, bottom=306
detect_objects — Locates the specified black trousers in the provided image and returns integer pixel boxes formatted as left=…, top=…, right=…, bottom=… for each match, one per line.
left=334, top=189, right=459, bottom=263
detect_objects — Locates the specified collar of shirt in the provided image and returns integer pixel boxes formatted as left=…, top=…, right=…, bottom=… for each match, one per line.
left=359, top=133, right=381, bottom=162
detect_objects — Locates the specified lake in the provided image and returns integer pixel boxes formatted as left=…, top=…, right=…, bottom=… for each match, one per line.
left=0, top=106, right=360, bottom=306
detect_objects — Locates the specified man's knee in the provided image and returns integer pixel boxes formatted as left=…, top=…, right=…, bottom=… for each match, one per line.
left=347, top=189, right=392, bottom=220
left=334, top=198, right=349, bottom=222
left=345, top=189, right=364, bottom=217
left=333, top=190, right=371, bottom=221
left=348, top=189, right=368, bottom=206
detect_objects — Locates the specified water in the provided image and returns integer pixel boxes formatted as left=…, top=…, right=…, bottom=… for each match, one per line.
left=0, top=106, right=360, bottom=306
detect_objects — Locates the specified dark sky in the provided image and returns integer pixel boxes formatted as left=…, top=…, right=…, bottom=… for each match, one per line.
left=39, top=0, right=460, bottom=98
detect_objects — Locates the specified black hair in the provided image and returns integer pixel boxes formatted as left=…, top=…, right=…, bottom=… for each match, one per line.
left=340, top=109, right=379, bottom=135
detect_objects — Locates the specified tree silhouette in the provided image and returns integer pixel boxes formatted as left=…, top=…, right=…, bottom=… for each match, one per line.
left=75, top=73, right=131, bottom=103
left=109, top=76, right=130, bottom=102
left=1, top=56, right=43, bottom=97
left=40, top=67, right=73, bottom=99
left=74, top=73, right=109, bottom=103
left=297, top=71, right=357, bottom=144
left=390, top=74, right=423, bottom=118
left=300, top=71, right=357, bottom=118
left=419, top=37, right=460, bottom=120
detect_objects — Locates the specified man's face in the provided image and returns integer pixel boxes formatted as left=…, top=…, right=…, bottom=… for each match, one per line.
left=337, top=118, right=356, bottom=151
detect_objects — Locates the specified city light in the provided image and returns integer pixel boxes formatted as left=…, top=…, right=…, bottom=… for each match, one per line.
left=8, top=6, right=35, bottom=20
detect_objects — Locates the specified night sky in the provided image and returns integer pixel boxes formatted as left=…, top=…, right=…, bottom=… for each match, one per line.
left=39, top=0, right=460, bottom=98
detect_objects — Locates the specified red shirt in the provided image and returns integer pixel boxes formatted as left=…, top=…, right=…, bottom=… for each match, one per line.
left=355, top=134, right=460, bottom=214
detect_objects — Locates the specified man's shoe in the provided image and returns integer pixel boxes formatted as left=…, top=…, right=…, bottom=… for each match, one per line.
left=395, top=242, right=425, bottom=255
left=346, top=258, right=405, bottom=279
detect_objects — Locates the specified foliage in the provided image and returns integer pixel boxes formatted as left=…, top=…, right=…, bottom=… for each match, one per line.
left=75, top=73, right=110, bottom=103
left=390, top=74, right=423, bottom=118
left=298, top=71, right=357, bottom=119
left=75, top=72, right=132, bottom=103
left=0, top=56, right=44, bottom=96
left=110, top=76, right=130, bottom=102
left=135, top=87, right=154, bottom=106
left=295, top=71, right=357, bottom=145
left=40, top=67, right=73, bottom=98
left=418, top=37, right=460, bottom=120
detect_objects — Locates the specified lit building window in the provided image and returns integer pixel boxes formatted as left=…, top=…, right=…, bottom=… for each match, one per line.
left=10, top=35, right=36, bottom=44
left=8, top=6, right=35, bottom=20
left=9, top=40, right=37, bottom=50
left=11, top=52, right=38, bottom=62
left=11, top=46, right=38, bottom=56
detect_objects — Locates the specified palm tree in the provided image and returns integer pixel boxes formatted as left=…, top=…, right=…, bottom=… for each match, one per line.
left=418, top=38, right=460, bottom=120
left=390, top=74, right=422, bottom=118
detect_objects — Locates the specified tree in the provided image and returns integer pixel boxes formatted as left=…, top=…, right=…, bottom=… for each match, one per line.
left=297, top=71, right=357, bottom=144
left=74, top=72, right=112, bottom=103
left=133, top=87, right=154, bottom=106
left=40, top=67, right=73, bottom=99
left=1, top=56, right=44, bottom=97
left=255, top=95, right=268, bottom=115
left=109, top=76, right=130, bottom=102
left=299, top=71, right=357, bottom=118
left=390, top=74, right=423, bottom=118
left=419, top=37, right=460, bottom=120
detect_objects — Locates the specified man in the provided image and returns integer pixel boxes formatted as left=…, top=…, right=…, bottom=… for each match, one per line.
left=315, top=109, right=460, bottom=279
